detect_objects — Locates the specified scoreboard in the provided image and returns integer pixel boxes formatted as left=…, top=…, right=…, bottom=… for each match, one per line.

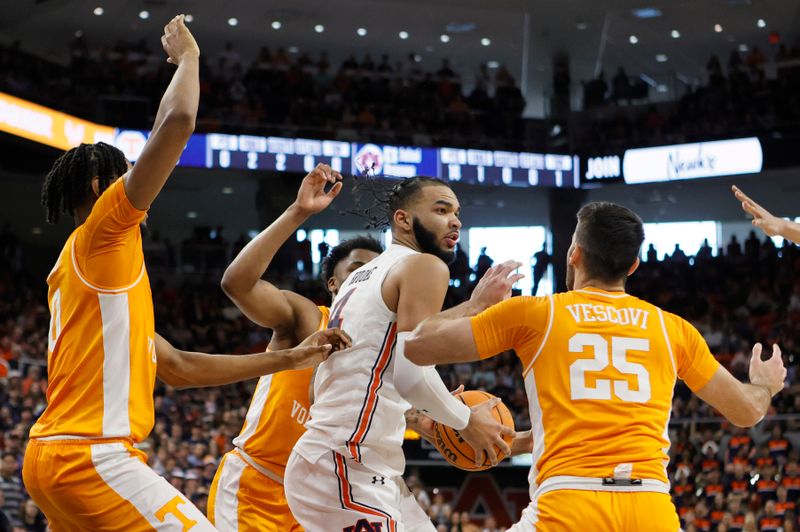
left=115, top=129, right=579, bottom=189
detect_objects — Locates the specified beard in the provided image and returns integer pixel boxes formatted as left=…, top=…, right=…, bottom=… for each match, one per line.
left=412, top=218, right=455, bottom=264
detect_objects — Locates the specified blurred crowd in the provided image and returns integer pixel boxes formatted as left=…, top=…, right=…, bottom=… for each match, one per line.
left=2, top=223, right=800, bottom=530
left=578, top=44, right=800, bottom=152
left=0, top=38, right=525, bottom=150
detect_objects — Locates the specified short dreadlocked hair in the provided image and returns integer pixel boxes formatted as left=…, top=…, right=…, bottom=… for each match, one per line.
left=346, top=175, right=452, bottom=229
left=41, top=142, right=128, bottom=224
left=321, top=236, right=384, bottom=283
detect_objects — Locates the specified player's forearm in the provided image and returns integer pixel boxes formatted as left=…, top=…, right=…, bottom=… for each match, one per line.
left=727, top=383, right=772, bottom=427
left=152, top=53, right=200, bottom=134
left=510, top=429, right=533, bottom=456
left=159, top=349, right=292, bottom=389
left=778, top=219, right=800, bottom=244
left=405, top=408, right=436, bottom=443
left=221, top=204, right=309, bottom=296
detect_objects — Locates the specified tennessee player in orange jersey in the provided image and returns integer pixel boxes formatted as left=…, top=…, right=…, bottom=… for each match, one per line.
left=406, top=201, right=787, bottom=531
left=23, top=17, right=345, bottom=532
left=209, top=164, right=384, bottom=531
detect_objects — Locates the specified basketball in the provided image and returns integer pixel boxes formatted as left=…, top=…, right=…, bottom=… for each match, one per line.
left=433, top=390, right=515, bottom=471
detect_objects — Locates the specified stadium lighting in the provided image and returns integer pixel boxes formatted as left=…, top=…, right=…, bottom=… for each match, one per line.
left=714, top=24, right=723, bottom=33
left=487, top=60, right=500, bottom=69
left=357, top=27, right=367, bottom=36
left=629, top=35, right=639, bottom=44
left=671, top=30, right=680, bottom=39
left=228, top=18, right=238, bottom=27
left=481, top=37, right=491, bottom=46
left=93, top=7, right=104, bottom=16
left=757, top=19, right=766, bottom=28
left=315, top=24, right=325, bottom=33
left=399, top=31, right=409, bottom=39
left=139, top=10, right=149, bottom=20
left=184, top=14, right=194, bottom=23
left=440, top=34, right=450, bottom=43
left=656, top=54, right=668, bottom=63
left=271, top=21, right=282, bottom=30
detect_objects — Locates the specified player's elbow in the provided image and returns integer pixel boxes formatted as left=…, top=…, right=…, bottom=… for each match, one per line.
left=220, top=268, right=247, bottom=299
left=161, top=110, right=196, bottom=137
left=725, top=402, right=764, bottom=428
left=404, top=335, right=433, bottom=366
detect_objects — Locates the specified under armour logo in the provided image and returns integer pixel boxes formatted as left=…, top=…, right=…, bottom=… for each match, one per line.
left=371, top=476, right=385, bottom=485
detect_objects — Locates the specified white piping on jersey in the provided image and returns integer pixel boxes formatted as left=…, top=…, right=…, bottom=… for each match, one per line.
left=523, top=295, right=554, bottom=376
left=99, top=292, right=132, bottom=437
left=575, top=288, right=630, bottom=299
left=233, top=375, right=273, bottom=449
left=533, top=475, right=671, bottom=498
left=33, top=434, right=97, bottom=441
left=656, top=309, right=678, bottom=379
left=525, top=370, right=545, bottom=503
left=70, top=234, right=146, bottom=293
left=235, top=448, right=284, bottom=485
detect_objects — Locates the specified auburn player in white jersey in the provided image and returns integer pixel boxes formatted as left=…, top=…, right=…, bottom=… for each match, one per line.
left=285, top=176, right=514, bottom=532
left=23, top=17, right=341, bottom=531
left=406, top=202, right=787, bottom=531
left=208, top=164, right=384, bottom=531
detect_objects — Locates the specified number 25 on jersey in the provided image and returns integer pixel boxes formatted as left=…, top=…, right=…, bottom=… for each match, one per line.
left=569, top=333, right=651, bottom=403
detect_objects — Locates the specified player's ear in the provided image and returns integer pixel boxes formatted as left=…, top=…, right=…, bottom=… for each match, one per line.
left=90, top=177, right=101, bottom=198
left=627, top=257, right=640, bottom=277
left=393, top=209, right=412, bottom=231
left=568, top=244, right=580, bottom=266
left=327, top=276, right=339, bottom=295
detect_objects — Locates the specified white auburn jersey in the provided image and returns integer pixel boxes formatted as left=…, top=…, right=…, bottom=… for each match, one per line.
left=294, top=244, right=416, bottom=477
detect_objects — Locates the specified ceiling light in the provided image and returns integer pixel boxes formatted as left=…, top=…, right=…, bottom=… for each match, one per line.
left=632, top=7, right=663, bottom=19
left=139, top=10, right=149, bottom=20
left=186, top=211, right=198, bottom=219
left=440, top=34, right=450, bottom=43
left=413, top=54, right=422, bottom=62
left=184, top=14, right=193, bottom=23
left=399, top=31, right=409, bottom=39
left=357, top=27, right=367, bottom=36
left=288, top=46, right=299, bottom=54
left=629, top=35, right=639, bottom=44
left=738, top=43, right=749, bottom=52
left=576, top=21, right=588, bottom=30
left=487, top=60, right=500, bottom=69
left=271, top=21, right=282, bottom=30
left=656, top=84, right=668, bottom=93
left=481, top=38, right=491, bottom=46
left=656, top=54, right=668, bottom=62
left=222, top=187, right=234, bottom=194
left=75, top=30, right=84, bottom=37
left=315, top=24, right=324, bottom=33
left=671, top=30, right=680, bottom=39
left=714, top=24, right=722, bottom=33
left=228, top=18, right=238, bottom=26
left=757, top=19, right=766, bottom=28
left=93, top=6, right=103, bottom=16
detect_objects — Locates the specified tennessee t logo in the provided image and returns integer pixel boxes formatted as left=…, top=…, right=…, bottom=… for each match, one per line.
left=155, top=496, right=197, bottom=531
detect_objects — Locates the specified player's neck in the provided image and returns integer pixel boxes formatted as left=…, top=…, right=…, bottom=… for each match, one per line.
left=73, top=207, right=90, bottom=227
left=391, top=234, right=421, bottom=253
left=574, top=278, right=626, bottom=293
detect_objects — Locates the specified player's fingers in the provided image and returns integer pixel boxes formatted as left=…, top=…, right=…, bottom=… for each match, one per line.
left=477, top=397, right=502, bottom=411
left=332, top=171, right=343, bottom=182
left=750, top=343, right=763, bottom=368
left=485, top=444, right=499, bottom=466
left=507, top=273, right=525, bottom=285
left=327, top=181, right=343, bottom=198
left=495, top=435, right=512, bottom=457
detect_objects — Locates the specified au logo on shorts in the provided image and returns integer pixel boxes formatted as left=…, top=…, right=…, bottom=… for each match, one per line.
left=343, top=519, right=383, bottom=532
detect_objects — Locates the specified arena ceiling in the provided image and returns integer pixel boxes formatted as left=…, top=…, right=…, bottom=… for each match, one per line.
left=2, top=0, right=799, bottom=115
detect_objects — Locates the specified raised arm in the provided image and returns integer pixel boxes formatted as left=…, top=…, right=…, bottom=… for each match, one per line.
left=695, top=343, right=786, bottom=427
left=220, top=164, right=342, bottom=339
left=732, top=185, right=800, bottom=243
left=155, top=328, right=350, bottom=389
left=123, top=15, right=200, bottom=211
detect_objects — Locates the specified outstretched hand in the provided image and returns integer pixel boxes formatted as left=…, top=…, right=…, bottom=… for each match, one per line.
left=749, top=343, right=786, bottom=396
left=470, top=260, right=525, bottom=312
left=732, top=185, right=785, bottom=238
left=293, top=163, right=344, bottom=216
left=161, top=15, right=200, bottom=65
